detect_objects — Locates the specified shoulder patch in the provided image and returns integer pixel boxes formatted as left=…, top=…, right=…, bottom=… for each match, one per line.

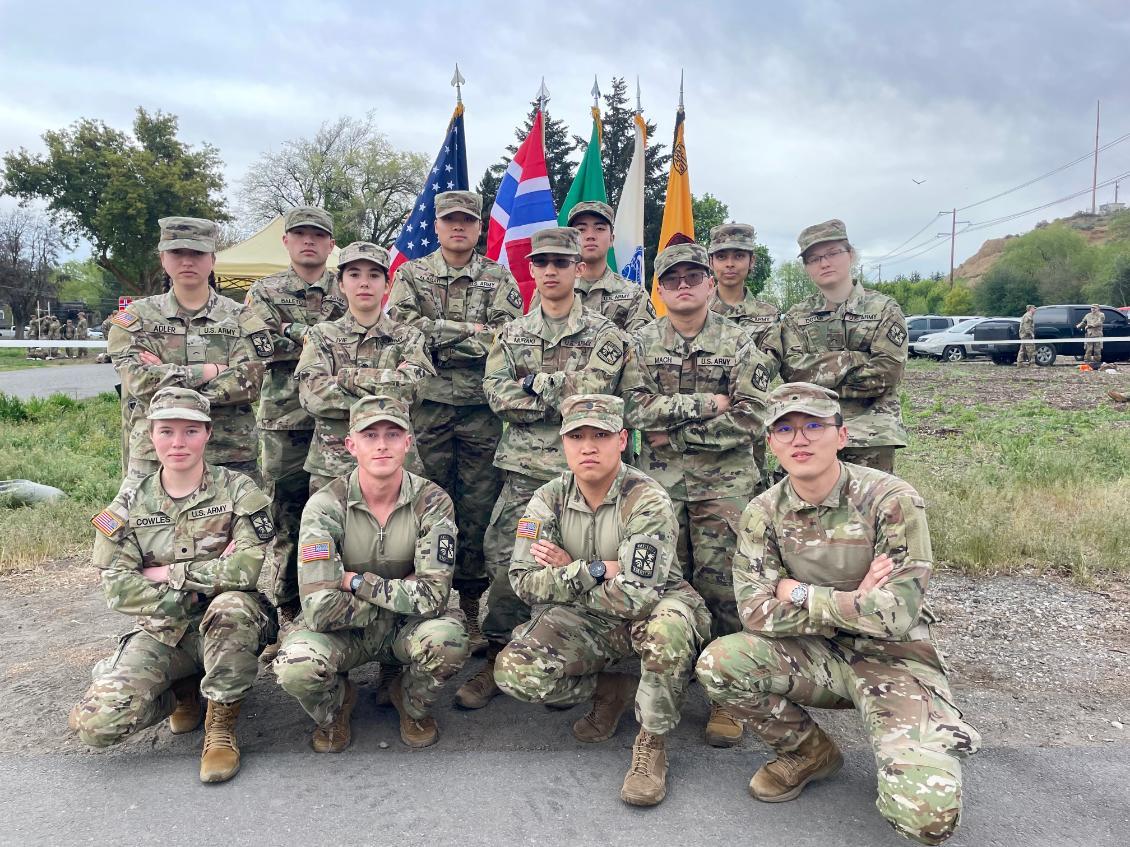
left=886, top=324, right=907, bottom=346
left=630, top=542, right=658, bottom=579
left=299, top=540, right=332, bottom=562
left=92, top=509, right=126, bottom=537
left=110, top=311, right=139, bottom=330
left=506, top=288, right=523, bottom=310
left=436, top=532, right=456, bottom=566
left=597, top=339, right=623, bottom=366
left=251, top=330, right=274, bottom=358
left=515, top=517, right=541, bottom=540
left=250, top=510, right=275, bottom=541
left=753, top=362, right=770, bottom=392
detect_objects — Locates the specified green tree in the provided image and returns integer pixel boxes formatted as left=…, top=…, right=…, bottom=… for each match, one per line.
left=692, top=193, right=727, bottom=244
left=974, top=265, right=1039, bottom=316
left=2, top=109, right=227, bottom=295
left=749, top=243, right=773, bottom=297
left=762, top=260, right=815, bottom=311
left=55, top=258, right=113, bottom=308
left=942, top=283, right=975, bottom=315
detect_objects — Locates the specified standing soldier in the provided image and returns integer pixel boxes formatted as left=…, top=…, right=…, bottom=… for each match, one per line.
left=25, top=314, right=41, bottom=360
left=295, top=242, right=434, bottom=492
left=62, top=318, right=75, bottom=359
left=387, top=191, right=523, bottom=650
left=495, top=395, right=711, bottom=806
left=772, top=220, right=908, bottom=473
left=708, top=223, right=779, bottom=351
left=697, top=383, right=980, bottom=845
left=275, top=396, right=469, bottom=751
left=621, top=242, right=772, bottom=748
left=456, top=227, right=627, bottom=709
left=1076, top=304, right=1105, bottom=366
left=107, top=217, right=271, bottom=486
left=71, top=388, right=277, bottom=783
left=530, top=202, right=655, bottom=332
left=1015, top=304, right=1036, bottom=366
left=76, top=311, right=90, bottom=359
left=47, top=314, right=62, bottom=359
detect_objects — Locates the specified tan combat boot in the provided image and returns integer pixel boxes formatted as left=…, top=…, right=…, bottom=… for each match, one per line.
left=454, top=652, right=502, bottom=710
left=459, top=589, right=488, bottom=657
left=1108, top=390, right=1129, bottom=403
left=704, top=703, right=744, bottom=748
left=749, top=726, right=843, bottom=803
left=199, top=700, right=242, bottom=783
left=389, top=675, right=439, bottom=748
left=572, top=672, right=637, bottom=743
left=259, top=602, right=299, bottom=667
left=620, top=730, right=669, bottom=806
left=311, top=677, right=357, bottom=754
left=372, top=663, right=402, bottom=707
left=168, top=674, right=203, bottom=734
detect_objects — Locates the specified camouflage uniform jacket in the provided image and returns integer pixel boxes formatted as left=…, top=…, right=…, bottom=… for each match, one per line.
left=483, top=297, right=627, bottom=481
left=297, top=469, right=458, bottom=634
left=245, top=268, right=347, bottom=430
left=621, top=311, right=771, bottom=502
left=773, top=281, right=908, bottom=449
left=530, top=266, right=655, bottom=333
left=388, top=249, right=523, bottom=405
left=1019, top=312, right=1035, bottom=338
left=107, top=289, right=271, bottom=465
left=734, top=462, right=942, bottom=666
left=76, top=317, right=89, bottom=338
left=92, top=465, right=273, bottom=647
left=295, top=312, right=435, bottom=478
left=510, top=463, right=702, bottom=623
left=709, top=289, right=780, bottom=351
left=1077, top=311, right=1104, bottom=336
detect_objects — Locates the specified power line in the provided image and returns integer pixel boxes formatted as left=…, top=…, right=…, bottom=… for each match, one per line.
left=962, top=168, right=1130, bottom=233
left=868, top=212, right=945, bottom=262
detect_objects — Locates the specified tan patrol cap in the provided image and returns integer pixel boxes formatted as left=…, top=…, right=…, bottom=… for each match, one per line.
left=435, top=191, right=483, bottom=220
left=655, top=242, right=710, bottom=279
left=527, top=227, right=581, bottom=258
left=158, top=217, right=218, bottom=253
left=567, top=201, right=614, bottom=226
left=146, top=387, right=211, bottom=422
left=350, top=395, right=411, bottom=433
left=797, top=219, right=849, bottom=256
left=708, top=223, right=757, bottom=255
left=765, top=382, right=840, bottom=427
left=284, top=206, right=334, bottom=235
left=559, top=394, right=624, bottom=434
left=337, top=241, right=390, bottom=271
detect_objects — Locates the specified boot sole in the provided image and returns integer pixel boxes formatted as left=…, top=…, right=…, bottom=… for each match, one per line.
left=749, top=754, right=844, bottom=803
left=389, top=679, right=439, bottom=749
left=200, top=760, right=240, bottom=784
left=621, top=786, right=667, bottom=807
left=704, top=728, right=743, bottom=748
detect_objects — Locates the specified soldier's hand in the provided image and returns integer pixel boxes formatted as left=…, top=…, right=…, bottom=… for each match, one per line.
left=531, top=540, right=572, bottom=567
left=645, top=431, right=670, bottom=448
left=775, top=577, right=801, bottom=604
left=341, top=571, right=359, bottom=592
left=141, top=565, right=170, bottom=583
left=139, top=351, right=162, bottom=366
left=858, top=554, right=894, bottom=594
left=711, top=394, right=732, bottom=416
left=604, top=560, right=620, bottom=580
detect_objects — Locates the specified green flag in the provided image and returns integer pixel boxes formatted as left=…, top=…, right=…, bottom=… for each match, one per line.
left=558, top=109, right=617, bottom=270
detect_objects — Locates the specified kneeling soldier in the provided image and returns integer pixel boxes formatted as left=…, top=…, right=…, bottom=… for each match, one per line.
left=696, top=383, right=980, bottom=845
left=494, top=394, right=710, bottom=807
left=275, top=396, right=469, bottom=751
left=71, top=388, right=277, bottom=784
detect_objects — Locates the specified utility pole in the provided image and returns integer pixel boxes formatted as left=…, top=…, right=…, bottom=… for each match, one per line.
left=1116, top=179, right=1121, bottom=205
left=1091, top=99, right=1101, bottom=214
left=878, top=264, right=882, bottom=284
left=939, top=209, right=969, bottom=286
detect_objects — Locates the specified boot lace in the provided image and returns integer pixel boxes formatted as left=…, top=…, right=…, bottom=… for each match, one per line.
left=202, top=706, right=236, bottom=752
left=628, top=734, right=658, bottom=775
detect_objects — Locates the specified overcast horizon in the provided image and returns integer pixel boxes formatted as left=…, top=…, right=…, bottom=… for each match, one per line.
left=2, top=0, right=1128, bottom=280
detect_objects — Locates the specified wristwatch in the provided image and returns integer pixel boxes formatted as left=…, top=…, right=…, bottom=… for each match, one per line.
left=521, top=373, right=538, bottom=396
left=587, top=558, right=607, bottom=583
left=349, top=573, right=364, bottom=594
left=789, top=582, right=810, bottom=608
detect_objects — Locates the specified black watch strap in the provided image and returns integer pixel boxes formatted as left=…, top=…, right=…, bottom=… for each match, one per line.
left=349, top=573, right=364, bottom=593
left=522, top=374, right=538, bottom=396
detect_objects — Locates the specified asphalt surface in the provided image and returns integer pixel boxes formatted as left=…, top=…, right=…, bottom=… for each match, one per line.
left=0, top=362, right=119, bottom=400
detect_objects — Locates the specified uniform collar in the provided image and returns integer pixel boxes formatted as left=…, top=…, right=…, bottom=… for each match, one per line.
left=346, top=468, right=418, bottom=512
left=806, top=280, right=863, bottom=314
left=426, top=249, right=482, bottom=281
left=576, top=265, right=619, bottom=295
left=781, top=461, right=850, bottom=512
left=148, top=464, right=217, bottom=516
left=342, top=311, right=396, bottom=339
left=564, top=463, right=629, bottom=515
left=531, top=295, right=585, bottom=340
left=286, top=267, right=336, bottom=293
left=658, top=310, right=724, bottom=354
left=160, top=287, right=218, bottom=319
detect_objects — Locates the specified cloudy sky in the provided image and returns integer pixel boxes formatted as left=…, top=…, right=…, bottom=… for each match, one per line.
left=2, top=0, right=1128, bottom=279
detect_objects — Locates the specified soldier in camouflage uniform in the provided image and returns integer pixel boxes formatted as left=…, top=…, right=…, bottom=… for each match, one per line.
left=25, top=315, right=41, bottom=359
left=107, top=217, right=272, bottom=486
left=46, top=314, right=61, bottom=359
left=1076, top=304, right=1105, bottom=365
left=387, top=191, right=523, bottom=650
left=495, top=395, right=710, bottom=806
left=244, top=206, right=347, bottom=615
left=456, top=227, right=627, bottom=709
left=63, top=318, right=77, bottom=358
left=1015, top=304, right=1036, bottom=366
left=696, top=383, right=980, bottom=846
left=529, top=201, right=655, bottom=332
left=75, top=312, right=89, bottom=358
left=770, top=219, right=908, bottom=473
left=274, top=396, right=469, bottom=751
left=71, top=388, right=277, bottom=784
left=621, top=241, right=772, bottom=748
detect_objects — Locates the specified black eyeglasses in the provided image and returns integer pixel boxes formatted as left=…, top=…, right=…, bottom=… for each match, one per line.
left=769, top=421, right=834, bottom=442
left=657, top=270, right=707, bottom=290
left=803, top=248, right=849, bottom=266
left=530, top=257, right=576, bottom=269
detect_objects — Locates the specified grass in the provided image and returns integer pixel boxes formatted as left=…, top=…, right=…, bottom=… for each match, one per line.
left=0, top=348, right=99, bottom=371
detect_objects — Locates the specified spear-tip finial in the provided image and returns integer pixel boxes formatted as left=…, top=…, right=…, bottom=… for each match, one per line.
left=591, top=76, right=601, bottom=109
left=451, top=64, right=465, bottom=105
left=537, top=77, right=550, bottom=111
left=678, top=69, right=685, bottom=111
left=635, top=76, right=642, bottom=113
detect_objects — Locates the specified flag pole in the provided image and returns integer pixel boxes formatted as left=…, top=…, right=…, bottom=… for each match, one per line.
left=537, top=78, right=550, bottom=148
left=451, top=64, right=465, bottom=105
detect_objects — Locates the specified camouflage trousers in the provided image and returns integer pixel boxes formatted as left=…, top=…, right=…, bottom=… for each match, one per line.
left=1083, top=339, right=1103, bottom=363
left=481, top=471, right=545, bottom=648
left=72, top=592, right=276, bottom=748
left=839, top=447, right=896, bottom=474
left=1015, top=337, right=1035, bottom=365
left=496, top=589, right=710, bottom=735
left=413, top=401, right=502, bottom=590
left=697, top=632, right=981, bottom=846
left=275, top=614, right=469, bottom=723
left=258, top=428, right=313, bottom=608
left=674, top=495, right=745, bottom=641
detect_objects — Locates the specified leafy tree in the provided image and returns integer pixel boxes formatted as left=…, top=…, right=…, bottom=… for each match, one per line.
left=942, top=284, right=975, bottom=315
left=748, top=244, right=773, bottom=297
left=0, top=208, right=63, bottom=337
left=974, top=265, right=1039, bottom=316
left=692, top=193, right=727, bottom=244
left=55, top=258, right=113, bottom=309
left=2, top=109, right=227, bottom=295
left=761, top=260, right=815, bottom=311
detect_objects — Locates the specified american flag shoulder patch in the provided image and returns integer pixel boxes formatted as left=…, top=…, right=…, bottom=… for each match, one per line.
left=515, top=518, right=541, bottom=540
left=91, top=509, right=125, bottom=537
left=299, top=540, right=331, bottom=562
left=110, top=311, right=139, bottom=329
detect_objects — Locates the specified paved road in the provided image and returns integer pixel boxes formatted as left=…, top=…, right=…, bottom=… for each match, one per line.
left=0, top=362, right=118, bottom=400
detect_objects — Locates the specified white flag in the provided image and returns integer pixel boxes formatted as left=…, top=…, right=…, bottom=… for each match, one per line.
left=613, top=113, right=647, bottom=284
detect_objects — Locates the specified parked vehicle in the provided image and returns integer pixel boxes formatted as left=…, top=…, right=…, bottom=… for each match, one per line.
left=975, top=305, right=1130, bottom=366
left=913, top=318, right=1016, bottom=362
left=905, top=315, right=980, bottom=356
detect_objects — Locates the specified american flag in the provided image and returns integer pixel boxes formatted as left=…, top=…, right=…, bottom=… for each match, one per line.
left=91, top=509, right=124, bottom=537
left=515, top=517, right=541, bottom=540
left=388, top=104, right=470, bottom=279
left=299, top=541, right=331, bottom=563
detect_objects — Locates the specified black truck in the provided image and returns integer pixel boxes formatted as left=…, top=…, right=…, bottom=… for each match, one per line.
left=974, top=304, right=1130, bottom=366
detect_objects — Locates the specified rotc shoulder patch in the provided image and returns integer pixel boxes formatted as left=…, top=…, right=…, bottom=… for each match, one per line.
left=515, top=517, right=541, bottom=540
left=630, top=542, right=658, bottom=579
left=506, top=288, right=523, bottom=310
left=299, top=540, right=331, bottom=562
left=597, top=340, right=623, bottom=366
left=436, top=533, right=456, bottom=566
left=753, top=363, right=770, bottom=392
left=886, top=324, right=907, bottom=346
left=251, top=331, right=274, bottom=358
left=91, top=509, right=126, bottom=537
left=110, top=311, right=139, bottom=330
left=250, top=510, right=275, bottom=541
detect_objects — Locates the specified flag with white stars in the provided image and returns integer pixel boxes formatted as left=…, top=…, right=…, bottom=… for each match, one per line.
left=388, top=104, right=470, bottom=279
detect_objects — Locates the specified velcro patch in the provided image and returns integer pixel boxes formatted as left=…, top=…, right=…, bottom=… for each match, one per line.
left=644, top=355, right=679, bottom=366
left=753, top=363, right=770, bottom=392
left=251, top=331, right=274, bottom=358
left=470, top=280, right=498, bottom=290
left=92, top=509, right=125, bottom=537
left=515, top=518, right=541, bottom=540
left=299, top=540, right=331, bottom=562
left=506, top=288, right=523, bottom=310
left=132, top=514, right=173, bottom=528
left=187, top=503, right=231, bottom=520
left=250, top=510, right=275, bottom=541
left=630, top=543, right=658, bottom=579
left=110, top=311, right=139, bottom=329
left=697, top=356, right=734, bottom=368
left=887, top=324, right=907, bottom=346
left=436, top=533, right=455, bottom=566
left=597, top=340, right=623, bottom=366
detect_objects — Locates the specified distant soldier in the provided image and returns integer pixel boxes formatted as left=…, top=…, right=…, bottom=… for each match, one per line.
left=46, top=315, right=61, bottom=359
left=75, top=312, right=90, bottom=358
left=1015, top=304, right=1036, bottom=366
left=708, top=223, right=779, bottom=351
left=25, top=315, right=41, bottom=360
left=63, top=318, right=77, bottom=359
left=1076, top=304, right=1105, bottom=366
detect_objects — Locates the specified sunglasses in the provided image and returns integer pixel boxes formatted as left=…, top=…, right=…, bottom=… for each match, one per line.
left=657, top=270, right=707, bottom=290
left=530, top=257, right=577, bottom=269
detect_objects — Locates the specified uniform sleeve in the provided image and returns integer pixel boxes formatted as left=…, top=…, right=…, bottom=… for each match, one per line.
left=508, top=491, right=600, bottom=605
left=537, top=324, right=626, bottom=408
left=776, top=317, right=868, bottom=388
left=198, top=309, right=268, bottom=407
left=353, top=487, right=456, bottom=618
left=351, top=328, right=437, bottom=398
left=245, top=283, right=300, bottom=359
left=839, top=304, right=907, bottom=399
left=623, top=287, right=657, bottom=334
left=443, top=270, right=524, bottom=363
left=669, top=342, right=770, bottom=453
left=296, top=326, right=364, bottom=419
left=167, top=483, right=271, bottom=595
left=806, top=493, right=931, bottom=638
left=482, top=334, right=549, bottom=424
left=297, top=496, right=381, bottom=632
left=621, top=340, right=716, bottom=430
left=98, top=531, right=195, bottom=620
left=387, top=264, right=481, bottom=353
left=109, top=316, right=211, bottom=403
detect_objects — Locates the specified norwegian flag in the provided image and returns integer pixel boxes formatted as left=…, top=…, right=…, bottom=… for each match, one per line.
left=388, top=104, right=470, bottom=279
left=486, top=110, right=558, bottom=310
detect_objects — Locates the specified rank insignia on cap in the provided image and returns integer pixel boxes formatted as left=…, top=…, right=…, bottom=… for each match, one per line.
left=91, top=509, right=125, bottom=537
left=515, top=518, right=541, bottom=540
left=110, top=311, right=139, bottom=329
left=299, top=541, right=331, bottom=562
left=630, top=543, right=657, bottom=579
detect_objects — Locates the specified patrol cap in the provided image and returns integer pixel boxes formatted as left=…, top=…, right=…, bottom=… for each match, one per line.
left=337, top=241, right=390, bottom=271
left=349, top=395, right=411, bottom=433
left=765, top=382, right=841, bottom=427
left=708, top=223, right=757, bottom=255
left=567, top=200, right=614, bottom=226
left=1027, top=304, right=1036, bottom=310
left=797, top=219, right=849, bottom=256
left=284, top=206, right=334, bottom=235
left=435, top=191, right=483, bottom=220
left=1091, top=303, right=1101, bottom=308
left=527, top=227, right=581, bottom=258
left=559, top=394, right=624, bottom=435
left=157, top=217, right=218, bottom=253
left=146, top=387, right=211, bottom=422
left=655, top=242, right=711, bottom=279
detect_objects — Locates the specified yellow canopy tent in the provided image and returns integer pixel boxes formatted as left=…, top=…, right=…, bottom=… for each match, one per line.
left=213, top=216, right=340, bottom=294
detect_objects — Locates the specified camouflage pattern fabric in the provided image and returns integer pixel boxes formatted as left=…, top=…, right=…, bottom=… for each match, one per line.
left=63, top=320, right=76, bottom=358
left=1016, top=311, right=1036, bottom=365
left=769, top=280, right=908, bottom=450
left=672, top=495, right=747, bottom=640
left=709, top=289, right=780, bottom=351
left=75, top=315, right=89, bottom=358
left=494, top=463, right=710, bottom=733
left=529, top=266, right=656, bottom=333
left=696, top=462, right=980, bottom=846
left=480, top=471, right=545, bottom=647
left=47, top=316, right=61, bottom=357
left=1078, top=311, right=1104, bottom=362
